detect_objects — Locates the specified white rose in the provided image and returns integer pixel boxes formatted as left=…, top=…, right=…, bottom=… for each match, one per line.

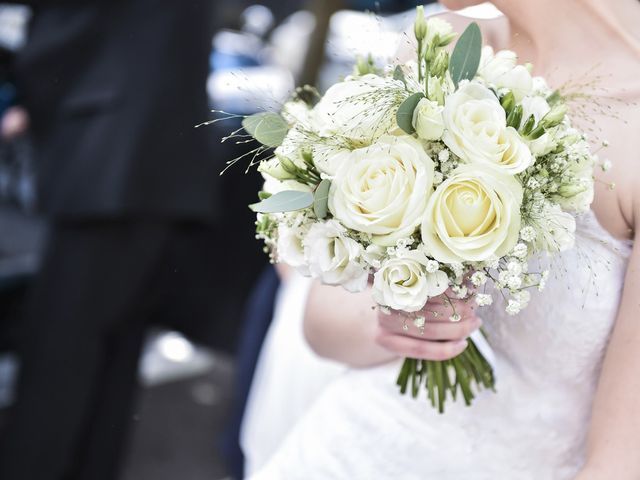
left=412, top=98, right=445, bottom=141
left=442, top=82, right=532, bottom=174
left=478, top=47, right=532, bottom=101
left=421, top=164, right=523, bottom=263
left=277, top=224, right=310, bottom=275
left=304, top=220, right=369, bottom=292
left=443, top=82, right=505, bottom=162
left=372, top=250, right=449, bottom=312
left=329, top=135, right=436, bottom=246
left=314, top=74, right=405, bottom=144
left=497, top=127, right=534, bottom=174
left=532, top=203, right=576, bottom=253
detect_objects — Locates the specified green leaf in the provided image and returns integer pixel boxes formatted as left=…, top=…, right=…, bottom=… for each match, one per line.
left=313, top=179, right=331, bottom=219
left=449, top=22, right=482, bottom=88
left=242, top=112, right=288, bottom=148
left=249, top=190, right=313, bottom=213
left=393, top=65, right=407, bottom=87
left=396, top=92, right=424, bottom=135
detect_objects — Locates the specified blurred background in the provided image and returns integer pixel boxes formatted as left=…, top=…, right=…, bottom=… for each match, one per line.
left=0, top=1, right=444, bottom=479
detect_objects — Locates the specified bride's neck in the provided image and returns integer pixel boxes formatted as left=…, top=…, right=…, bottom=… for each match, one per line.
left=491, top=0, right=640, bottom=72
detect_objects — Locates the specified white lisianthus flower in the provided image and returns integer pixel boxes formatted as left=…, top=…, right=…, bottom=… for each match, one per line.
left=478, top=47, right=533, bottom=101
left=281, top=100, right=315, bottom=128
left=533, top=203, right=577, bottom=253
left=424, top=17, right=455, bottom=46
left=304, top=220, right=369, bottom=292
left=555, top=156, right=595, bottom=212
left=412, top=98, right=445, bottom=141
left=478, top=47, right=517, bottom=85
left=258, top=157, right=296, bottom=182
left=500, top=65, right=534, bottom=102
left=313, top=147, right=351, bottom=177
left=520, top=95, right=551, bottom=124
left=314, top=74, right=405, bottom=144
left=277, top=224, right=310, bottom=275
left=372, top=250, right=448, bottom=312
left=260, top=171, right=312, bottom=196
left=329, top=135, right=436, bottom=246
left=442, top=82, right=532, bottom=174
left=421, top=164, right=523, bottom=263
left=528, top=131, right=558, bottom=157
left=271, top=125, right=351, bottom=178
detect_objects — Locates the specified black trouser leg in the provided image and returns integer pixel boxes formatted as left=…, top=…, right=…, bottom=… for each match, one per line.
left=0, top=221, right=170, bottom=480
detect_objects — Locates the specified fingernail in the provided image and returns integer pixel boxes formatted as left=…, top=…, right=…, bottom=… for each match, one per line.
left=455, top=339, right=469, bottom=350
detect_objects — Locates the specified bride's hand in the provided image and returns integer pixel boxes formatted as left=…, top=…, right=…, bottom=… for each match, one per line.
left=375, top=294, right=481, bottom=361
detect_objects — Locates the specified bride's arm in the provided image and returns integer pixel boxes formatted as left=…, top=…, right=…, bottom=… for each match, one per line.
left=576, top=209, right=640, bottom=479
left=303, top=280, right=480, bottom=368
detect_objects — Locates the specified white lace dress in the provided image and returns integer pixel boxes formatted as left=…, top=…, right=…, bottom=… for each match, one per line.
left=249, top=211, right=632, bottom=480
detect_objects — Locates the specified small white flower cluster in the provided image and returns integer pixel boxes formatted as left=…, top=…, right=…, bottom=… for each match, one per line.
left=245, top=15, right=597, bottom=319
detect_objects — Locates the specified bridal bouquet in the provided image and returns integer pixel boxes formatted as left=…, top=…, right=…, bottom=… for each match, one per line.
left=230, top=7, right=601, bottom=412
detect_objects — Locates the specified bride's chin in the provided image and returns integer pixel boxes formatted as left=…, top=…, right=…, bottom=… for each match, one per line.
left=439, top=0, right=489, bottom=10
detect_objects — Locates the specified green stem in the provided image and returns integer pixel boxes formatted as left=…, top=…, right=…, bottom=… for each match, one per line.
left=396, top=339, right=495, bottom=412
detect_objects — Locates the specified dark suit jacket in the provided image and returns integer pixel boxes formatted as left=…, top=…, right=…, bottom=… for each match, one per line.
left=15, top=0, right=217, bottom=219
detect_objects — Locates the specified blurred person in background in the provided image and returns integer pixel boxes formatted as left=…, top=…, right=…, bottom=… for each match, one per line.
left=0, top=1, right=217, bottom=480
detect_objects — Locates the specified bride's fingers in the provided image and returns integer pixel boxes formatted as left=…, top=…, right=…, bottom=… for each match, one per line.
left=378, top=313, right=481, bottom=340
left=374, top=332, right=469, bottom=361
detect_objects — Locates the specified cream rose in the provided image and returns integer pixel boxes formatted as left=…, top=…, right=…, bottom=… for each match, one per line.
left=314, top=74, right=405, bottom=144
left=372, top=250, right=449, bottom=312
left=304, top=220, right=369, bottom=292
left=412, top=98, right=445, bottom=141
left=442, top=82, right=532, bottom=174
left=329, top=135, right=436, bottom=246
left=421, top=164, right=523, bottom=263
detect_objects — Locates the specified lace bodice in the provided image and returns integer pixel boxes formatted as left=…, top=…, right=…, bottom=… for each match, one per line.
left=250, top=211, right=632, bottom=480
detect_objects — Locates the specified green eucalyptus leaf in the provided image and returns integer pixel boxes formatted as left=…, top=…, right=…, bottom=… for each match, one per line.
left=242, top=112, right=288, bottom=148
left=396, top=92, right=424, bottom=135
left=313, top=179, right=331, bottom=219
left=449, top=22, right=482, bottom=88
left=249, top=190, right=313, bottom=213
